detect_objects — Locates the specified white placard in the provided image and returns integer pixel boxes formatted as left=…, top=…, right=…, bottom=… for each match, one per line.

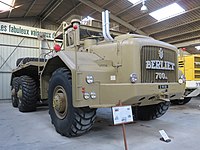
left=112, top=105, right=133, bottom=125
left=0, top=21, right=55, bottom=40
left=159, top=130, right=170, bottom=141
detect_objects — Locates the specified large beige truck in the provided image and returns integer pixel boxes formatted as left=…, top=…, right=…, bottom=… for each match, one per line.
left=10, top=11, right=185, bottom=137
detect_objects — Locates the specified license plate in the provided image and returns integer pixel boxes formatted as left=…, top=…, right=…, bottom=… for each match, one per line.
left=158, top=85, right=168, bottom=89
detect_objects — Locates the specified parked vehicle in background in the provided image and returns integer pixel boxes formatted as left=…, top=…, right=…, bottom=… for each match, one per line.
left=172, top=52, right=200, bottom=105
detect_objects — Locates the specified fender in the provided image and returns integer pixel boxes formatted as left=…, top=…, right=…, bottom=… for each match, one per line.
left=40, top=51, right=76, bottom=100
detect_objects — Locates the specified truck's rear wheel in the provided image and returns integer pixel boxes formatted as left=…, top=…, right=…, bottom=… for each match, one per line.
left=171, top=97, right=191, bottom=105
left=11, top=77, right=20, bottom=107
left=134, top=101, right=170, bottom=120
left=17, top=75, right=39, bottom=112
left=48, top=68, right=96, bottom=137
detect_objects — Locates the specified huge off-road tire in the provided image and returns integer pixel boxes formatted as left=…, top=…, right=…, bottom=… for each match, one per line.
left=134, top=101, right=170, bottom=121
left=11, top=77, right=20, bottom=107
left=18, top=75, right=39, bottom=112
left=48, top=68, right=96, bottom=137
left=171, top=97, right=191, bottom=105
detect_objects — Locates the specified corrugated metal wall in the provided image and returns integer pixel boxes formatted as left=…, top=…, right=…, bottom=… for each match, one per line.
left=0, top=20, right=55, bottom=100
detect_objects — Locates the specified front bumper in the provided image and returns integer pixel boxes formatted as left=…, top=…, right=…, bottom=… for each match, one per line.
left=98, top=82, right=185, bottom=107
left=74, top=82, right=185, bottom=108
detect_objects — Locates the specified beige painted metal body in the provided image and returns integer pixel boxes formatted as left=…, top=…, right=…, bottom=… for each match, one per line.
left=11, top=20, right=185, bottom=108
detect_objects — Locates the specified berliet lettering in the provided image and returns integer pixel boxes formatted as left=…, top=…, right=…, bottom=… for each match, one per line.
left=145, top=48, right=176, bottom=80
left=146, top=48, right=175, bottom=71
left=146, top=60, right=175, bottom=70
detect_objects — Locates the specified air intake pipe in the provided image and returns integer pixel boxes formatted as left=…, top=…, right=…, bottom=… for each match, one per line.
left=102, top=11, right=109, bottom=41
left=102, top=10, right=114, bottom=41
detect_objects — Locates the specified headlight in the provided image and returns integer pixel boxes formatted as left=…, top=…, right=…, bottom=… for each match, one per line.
left=178, top=74, right=186, bottom=84
left=90, top=92, right=96, bottom=99
left=86, top=75, right=94, bottom=84
left=83, top=93, right=90, bottom=100
left=130, top=73, right=138, bottom=83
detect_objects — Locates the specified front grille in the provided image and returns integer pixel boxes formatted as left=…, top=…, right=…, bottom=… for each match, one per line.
left=141, top=46, right=177, bottom=83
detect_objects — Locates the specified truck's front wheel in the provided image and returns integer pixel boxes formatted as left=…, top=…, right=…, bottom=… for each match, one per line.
left=134, top=101, right=170, bottom=120
left=48, top=68, right=96, bottom=137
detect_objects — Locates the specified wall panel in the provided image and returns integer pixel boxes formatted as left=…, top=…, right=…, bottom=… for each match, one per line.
left=0, top=33, right=54, bottom=100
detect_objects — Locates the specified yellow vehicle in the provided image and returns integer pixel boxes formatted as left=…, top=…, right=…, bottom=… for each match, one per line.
left=173, top=53, right=200, bottom=104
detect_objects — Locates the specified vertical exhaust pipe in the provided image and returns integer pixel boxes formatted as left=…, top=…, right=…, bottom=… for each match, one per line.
left=102, top=11, right=109, bottom=41
left=102, top=10, right=114, bottom=41
left=105, top=10, right=114, bottom=41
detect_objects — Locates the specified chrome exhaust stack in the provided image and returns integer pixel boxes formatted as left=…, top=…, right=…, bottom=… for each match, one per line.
left=102, top=10, right=114, bottom=41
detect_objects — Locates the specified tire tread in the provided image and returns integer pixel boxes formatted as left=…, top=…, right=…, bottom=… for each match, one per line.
left=134, top=101, right=170, bottom=121
left=49, top=68, right=96, bottom=137
left=18, top=75, right=39, bottom=112
left=11, top=77, right=20, bottom=107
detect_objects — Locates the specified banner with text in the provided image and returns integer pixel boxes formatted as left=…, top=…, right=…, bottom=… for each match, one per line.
left=0, top=21, right=55, bottom=40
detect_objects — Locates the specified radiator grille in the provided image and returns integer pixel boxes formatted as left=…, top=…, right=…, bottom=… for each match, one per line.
left=141, top=46, right=177, bottom=83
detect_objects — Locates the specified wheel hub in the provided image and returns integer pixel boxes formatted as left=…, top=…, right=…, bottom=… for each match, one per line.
left=53, top=86, right=68, bottom=119
left=53, top=93, right=66, bottom=113
left=17, top=89, right=22, bottom=99
left=11, top=88, right=16, bottom=96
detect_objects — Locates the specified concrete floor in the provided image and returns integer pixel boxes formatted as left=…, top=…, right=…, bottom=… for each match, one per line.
left=0, top=98, right=200, bottom=150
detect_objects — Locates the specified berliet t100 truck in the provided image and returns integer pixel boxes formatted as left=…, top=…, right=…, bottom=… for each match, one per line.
left=10, top=11, right=185, bottom=137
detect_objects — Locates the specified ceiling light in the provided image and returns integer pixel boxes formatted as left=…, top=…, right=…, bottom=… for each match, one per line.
left=0, top=0, right=15, bottom=12
left=140, top=0, right=148, bottom=13
left=128, top=0, right=141, bottom=5
left=149, top=3, right=185, bottom=21
left=195, top=46, right=200, bottom=50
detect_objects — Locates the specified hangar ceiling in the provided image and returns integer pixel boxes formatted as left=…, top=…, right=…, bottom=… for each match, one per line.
left=0, top=0, right=200, bottom=49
